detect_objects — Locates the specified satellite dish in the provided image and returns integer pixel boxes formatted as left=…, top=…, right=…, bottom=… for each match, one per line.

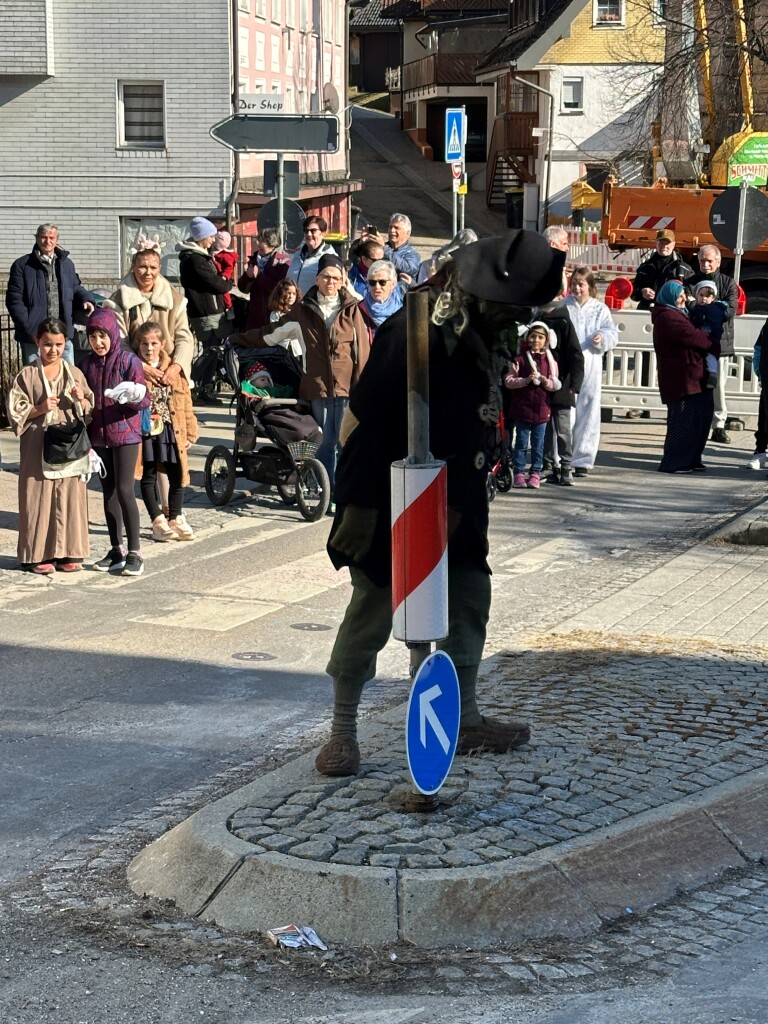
left=323, top=83, right=340, bottom=114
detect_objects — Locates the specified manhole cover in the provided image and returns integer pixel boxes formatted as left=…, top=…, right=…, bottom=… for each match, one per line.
left=290, top=622, right=332, bottom=631
left=232, top=651, right=277, bottom=661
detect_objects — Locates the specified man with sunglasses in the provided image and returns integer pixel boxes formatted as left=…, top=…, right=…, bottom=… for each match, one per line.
left=287, top=215, right=337, bottom=295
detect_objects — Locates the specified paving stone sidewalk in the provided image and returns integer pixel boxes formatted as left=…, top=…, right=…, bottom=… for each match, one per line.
left=130, top=537, right=768, bottom=948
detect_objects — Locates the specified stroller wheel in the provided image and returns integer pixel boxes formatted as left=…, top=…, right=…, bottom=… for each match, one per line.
left=486, top=472, right=497, bottom=503
left=277, top=472, right=297, bottom=505
left=496, top=466, right=513, bottom=492
left=204, top=445, right=236, bottom=506
left=296, top=458, right=331, bottom=522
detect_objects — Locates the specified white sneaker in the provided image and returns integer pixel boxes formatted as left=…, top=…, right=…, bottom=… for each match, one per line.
left=747, top=451, right=767, bottom=470
left=169, top=512, right=194, bottom=540
left=151, top=514, right=177, bottom=542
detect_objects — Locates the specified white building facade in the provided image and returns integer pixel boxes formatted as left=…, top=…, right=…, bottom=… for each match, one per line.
left=0, top=0, right=354, bottom=284
left=0, top=0, right=233, bottom=281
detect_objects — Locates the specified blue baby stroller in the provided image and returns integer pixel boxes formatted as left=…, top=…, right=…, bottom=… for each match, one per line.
left=203, top=344, right=331, bottom=521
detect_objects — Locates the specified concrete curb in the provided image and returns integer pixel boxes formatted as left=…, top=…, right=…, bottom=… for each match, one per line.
left=711, top=497, right=768, bottom=546
left=129, top=746, right=768, bottom=949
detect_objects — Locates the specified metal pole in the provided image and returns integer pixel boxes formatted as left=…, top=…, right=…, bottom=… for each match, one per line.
left=452, top=188, right=458, bottom=238
left=277, top=152, right=285, bottom=249
left=733, top=179, right=748, bottom=285
left=404, top=289, right=438, bottom=813
left=459, top=159, right=465, bottom=231
left=512, top=73, right=555, bottom=232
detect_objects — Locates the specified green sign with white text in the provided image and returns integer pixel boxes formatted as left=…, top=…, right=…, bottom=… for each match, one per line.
left=728, top=133, right=768, bottom=186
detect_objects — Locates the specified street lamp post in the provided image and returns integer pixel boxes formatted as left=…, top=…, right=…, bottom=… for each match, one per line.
left=512, top=72, right=555, bottom=232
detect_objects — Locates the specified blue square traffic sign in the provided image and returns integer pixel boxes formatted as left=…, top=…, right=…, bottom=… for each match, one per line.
left=444, top=108, right=465, bottom=164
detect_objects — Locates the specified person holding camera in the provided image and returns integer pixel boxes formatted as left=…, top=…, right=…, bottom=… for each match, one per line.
left=237, top=229, right=291, bottom=331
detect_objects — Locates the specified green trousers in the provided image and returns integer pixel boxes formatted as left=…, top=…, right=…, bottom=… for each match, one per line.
left=326, top=566, right=491, bottom=737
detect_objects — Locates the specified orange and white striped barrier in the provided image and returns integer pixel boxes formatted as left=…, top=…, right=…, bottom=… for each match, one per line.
left=391, top=460, right=448, bottom=643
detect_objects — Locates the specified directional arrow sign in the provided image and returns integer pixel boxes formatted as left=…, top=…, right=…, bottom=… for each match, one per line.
left=406, top=651, right=460, bottom=795
left=209, top=114, right=339, bottom=154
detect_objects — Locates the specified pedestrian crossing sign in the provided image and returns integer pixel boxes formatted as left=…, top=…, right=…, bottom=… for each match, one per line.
left=445, top=108, right=465, bottom=163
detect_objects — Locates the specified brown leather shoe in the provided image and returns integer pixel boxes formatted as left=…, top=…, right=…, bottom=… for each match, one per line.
left=315, top=736, right=361, bottom=777
left=456, top=717, right=531, bottom=754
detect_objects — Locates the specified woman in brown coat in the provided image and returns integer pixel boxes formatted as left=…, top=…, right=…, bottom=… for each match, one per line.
left=230, top=253, right=370, bottom=488
left=132, top=322, right=199, bottom=541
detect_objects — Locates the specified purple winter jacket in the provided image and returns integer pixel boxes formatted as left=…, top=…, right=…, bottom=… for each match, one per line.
left=504, top=347, right=558, bottom=425
left=81, top=308, right=149, bottom=447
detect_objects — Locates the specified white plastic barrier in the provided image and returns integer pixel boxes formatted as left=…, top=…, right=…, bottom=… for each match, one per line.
left=566, top=228, right=645, bottom=275
left=602, top=309, right=763, bottom=417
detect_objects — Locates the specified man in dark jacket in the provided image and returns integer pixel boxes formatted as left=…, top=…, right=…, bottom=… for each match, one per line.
left=631, top=230, right=693, bottom=310
left=685, top=244, right=739, bottom=443
left=178, top=216, right=233, bottom=403
left=537, top=301, right=585, bottom=485
left=6, top=224, right=95, bottom=365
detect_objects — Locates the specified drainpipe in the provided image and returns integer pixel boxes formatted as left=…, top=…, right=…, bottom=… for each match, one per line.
left=226, top=0, right=241, bottom=231
left=512, top=71, right=554, bottom=232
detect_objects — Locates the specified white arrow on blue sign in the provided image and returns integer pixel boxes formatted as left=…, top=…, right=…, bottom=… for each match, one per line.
left=406, top=651, right=460, bottom=795
left=444, top=108, right=465, bottom=164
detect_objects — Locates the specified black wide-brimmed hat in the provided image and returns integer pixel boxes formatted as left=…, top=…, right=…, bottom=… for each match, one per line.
left=450, top=230, right=566, bottom=305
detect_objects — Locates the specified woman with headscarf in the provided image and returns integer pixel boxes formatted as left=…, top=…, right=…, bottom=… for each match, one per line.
left=651, top=280, right=719, bottom=473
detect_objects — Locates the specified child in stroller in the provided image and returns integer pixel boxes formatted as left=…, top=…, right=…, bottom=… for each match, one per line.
left=203, top=344, right=331, bottom=520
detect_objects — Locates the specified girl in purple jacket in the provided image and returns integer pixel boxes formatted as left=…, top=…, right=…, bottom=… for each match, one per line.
left=81, top=307, right=150, bottom=576
left=504, top=322, right=561, bottom=489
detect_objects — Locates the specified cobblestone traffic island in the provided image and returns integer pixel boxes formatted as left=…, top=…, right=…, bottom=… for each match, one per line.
left=129, top=631, right=768, bottom=949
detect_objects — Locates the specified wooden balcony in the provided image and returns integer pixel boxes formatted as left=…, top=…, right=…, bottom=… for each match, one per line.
left=402, top=53, right=484, bottom=92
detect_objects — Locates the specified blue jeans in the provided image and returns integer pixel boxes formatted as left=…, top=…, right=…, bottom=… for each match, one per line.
left=21, top=339, right=74, bottom=365
left=512, top=420, right=546, bottom=474
left=310, top=396, right=349, bottom=489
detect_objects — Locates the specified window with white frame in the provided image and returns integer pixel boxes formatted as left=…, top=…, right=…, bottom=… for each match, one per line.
left=272, top=0, right=282, bottom=23
left=255, top=0, right=266, bottom=17
left=300, top=0, right=310, bottom=31
left=285, top=31, right=294, bottom=72
left=285, top=85, right=294, bottom=111
left=593, top=0, right=624, bottom=24
left=271, top=35, right=281, bottom=72
left=239, top=76, right=249, bottom=95
left=253, top=78, right=266, bottom=93
left=299, top=41, right=307, bottom=76
left=255, top=32, right=265, bottom=69
left=239, top=27, right=249, bottom=65
left=272, top=81, right=282, bottom=93
left=285, top=0, right=295, bottom=27
left=238, top=0, right=250, bottom=9
left=323, top=0, right=333, bottom=39
left=117, top=81, right=165, bottom=148
left=653, top=0, right=667, bottom=23
left=562, top=76, right=584, bottom=111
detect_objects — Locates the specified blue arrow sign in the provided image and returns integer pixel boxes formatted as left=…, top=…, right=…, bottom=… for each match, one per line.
left=444, top=108, right=465, bottom=164
left=406, top=651, right=460, bottom=795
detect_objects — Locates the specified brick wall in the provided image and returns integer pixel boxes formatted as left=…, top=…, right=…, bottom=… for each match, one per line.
left=0, top=0, right=52, bottom=75
left=0, top=0, right=233, bottom=282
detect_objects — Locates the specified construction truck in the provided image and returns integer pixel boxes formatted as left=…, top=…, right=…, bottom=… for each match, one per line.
left=600, top=0, right=768, bottom=312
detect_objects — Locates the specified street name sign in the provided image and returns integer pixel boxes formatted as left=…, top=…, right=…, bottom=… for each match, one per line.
left=444, top=108, right=465, bottom=164
left=209, top=114, right=340, bottom=154
left=709, top=185, right=768, bottom=253
left=405, top=651, right=460, bottom=795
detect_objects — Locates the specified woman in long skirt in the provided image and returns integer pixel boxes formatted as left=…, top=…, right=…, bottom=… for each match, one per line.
left=6, top=318, right=94, bottom=573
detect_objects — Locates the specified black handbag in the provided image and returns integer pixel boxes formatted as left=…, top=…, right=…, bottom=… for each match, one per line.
left=43, top=417, right=90, bottom=465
